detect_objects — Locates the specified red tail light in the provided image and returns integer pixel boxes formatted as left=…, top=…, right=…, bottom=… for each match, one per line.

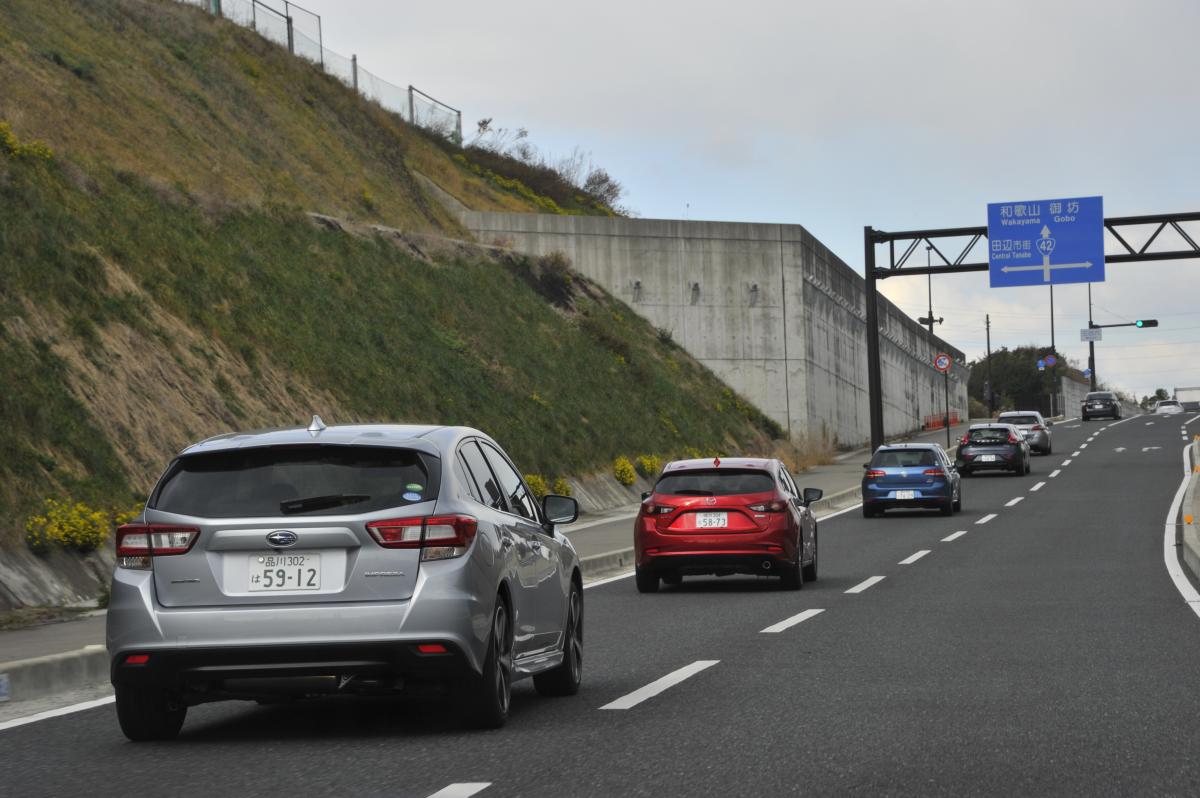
left=124, top=654, right=150, bottom=665
left=367, top=515, right=478, bottom=561
left=960, top=435, right=970, bottom=445
left=1008, top=433, right=1020, bottom=444
left=642, top=500, right=674, bottom=515
left=748, top=500, right=788, bottom=512
left=116, top=524, right=200, bottom=569
left=922, top=468, right=944, bottom=476
left=865, top=469, right=886, bottom=478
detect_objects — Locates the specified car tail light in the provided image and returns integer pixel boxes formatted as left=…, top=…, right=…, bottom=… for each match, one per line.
left=1031, top=424, right=1044, bottom=431
left=865, top=469, right=886, bottom=478
left=748, top=500, right=788, bottom=512
left=642, top=502, right=674, bottom=515
left=960, top=435, right=970, bottom=445
left=124, top=654, right=150, bottom=665
left=367, top=515, right=478, bottom=561
left=1008, top=432, right=1020, bottom=444
left=116, top=524, right=200, bottom=570
left=416, top=643, right=448, bottom=655
left=922, top=468, right=943, bottom=476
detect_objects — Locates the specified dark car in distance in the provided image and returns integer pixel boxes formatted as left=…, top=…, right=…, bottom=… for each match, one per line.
left=861, top=443, right=961, bottom=517
left=1082, top=391, right=1122, bottom=421
left=955, top=423, right=1032, bottom=476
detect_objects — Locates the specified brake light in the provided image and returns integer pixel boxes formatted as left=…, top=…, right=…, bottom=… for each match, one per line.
left=416, top=643, right=448, bottom=655
left=367, top=515, right=478, bottom=561
left=1008, top=433, right=1020, bottom=444
left=1031, top=424, right=1044, bottom=431
left=116, top=524, right=200, bottom=569
left=748, top=500, right=788, bottom=512
left=960, top=435, right=970, bottom=445
left=124, top=654, right=150, bottom=665
left=922, top=468, right=943, bottom=476
left=865, top=470, right=886, bottom=478
left=642, top=501, right=674, bottom=515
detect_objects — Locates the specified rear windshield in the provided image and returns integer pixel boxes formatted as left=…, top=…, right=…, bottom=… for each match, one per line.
left=999, top=415, right=1039, bottom=425
left=968, top=428, right=1011, bottom=444
left=152, top=445, right=440, bottom=518
left=1086, top=393, right=1114, bottom=400
left=1159, top=401, right=1181, bottom=407
left=654, top=469, right=775, bottom=496
left=870, top=449, right=938, bottom=468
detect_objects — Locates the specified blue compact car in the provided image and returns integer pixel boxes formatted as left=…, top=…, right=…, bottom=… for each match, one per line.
left=862, top=443, right=961, bottom=518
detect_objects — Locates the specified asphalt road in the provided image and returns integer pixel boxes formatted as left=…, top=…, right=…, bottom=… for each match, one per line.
left=4, top=415, right=1200, bottom=797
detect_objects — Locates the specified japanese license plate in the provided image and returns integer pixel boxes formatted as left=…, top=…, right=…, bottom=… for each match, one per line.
left=248, top=552, right=321, bottom=591
left=979, top=454, right=997, bottom=462
left=894, top=490, right=916, bottom=500
left=695, top=512, right=727, bottom=529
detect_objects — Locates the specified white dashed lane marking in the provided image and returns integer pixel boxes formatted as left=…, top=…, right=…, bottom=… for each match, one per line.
left=1050, top=469, right=1061, bottom=478
left=845, top=576, right=886, bottom=594
left=600, top=660, right=720, bottom=710
left=1031, top=481, right=1046, bottom=492
left=942, top=530, right=968, bottom=542
left=899, top=550, right=931, bottom=565
left=1062, top=459, right=1073, bottom=466
left=760, top=608, right=825, bottom=634
left=1006, top=496, right=1025, bottom=507
left=976, top=513, right=998, bottom=525
left=427, top=785, right=492, bottom=798
left=1072, top=451, right=1081, bottom=457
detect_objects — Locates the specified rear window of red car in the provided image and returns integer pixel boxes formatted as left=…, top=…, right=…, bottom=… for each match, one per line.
left=654, top=469, right=775, bottom=496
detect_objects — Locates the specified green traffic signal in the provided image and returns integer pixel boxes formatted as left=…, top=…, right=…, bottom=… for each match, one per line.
left=1134, top=319, right=1159, bottom=328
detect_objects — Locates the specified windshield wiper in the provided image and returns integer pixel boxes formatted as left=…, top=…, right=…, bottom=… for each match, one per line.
left=280, top=494, right=370, bottom=514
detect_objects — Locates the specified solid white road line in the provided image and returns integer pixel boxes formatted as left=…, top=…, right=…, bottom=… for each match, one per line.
left=1061, top=416, right=1080, bottom=423
left=976, top=513, right=998, bottom=525
left=1050, top=469, right=1061, bottom=478
left=760, top=608, right=825, bottom=634
left=1005, top=496, right=1025, bottom=507
left=845, top=576, right=886, bottom=594
left=1030, top=481, right=1046, bottom=492
left=1162, top=443, right=1200, bottom=621
left=0, top=696, right=115, bottom=733
left=1062, top=459, right=1073, bottom=466
left=818, top=502, right=865, bottom=521
left=899, top=550, right=930, bottom=565
left=942, top=530, right=968, bottom=542
left=426, top=785, right=492, bottom=798
left=600, top=660, right=719, bottom=710
left=1187, top=414, right=1200, bottom=426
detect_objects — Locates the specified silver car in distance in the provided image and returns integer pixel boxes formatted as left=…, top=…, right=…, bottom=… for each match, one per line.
left=106, top=419, right=583, bottom=740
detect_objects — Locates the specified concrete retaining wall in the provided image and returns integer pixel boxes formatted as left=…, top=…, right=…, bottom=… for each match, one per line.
left=463, top=213, right=968, bottom=449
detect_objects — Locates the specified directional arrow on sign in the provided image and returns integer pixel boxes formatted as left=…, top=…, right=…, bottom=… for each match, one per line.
left=997, top=225, right=1094, bottom=282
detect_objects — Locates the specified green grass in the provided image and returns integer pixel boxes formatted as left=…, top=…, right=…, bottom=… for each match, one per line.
left=0, top=155, right=777, bottom=541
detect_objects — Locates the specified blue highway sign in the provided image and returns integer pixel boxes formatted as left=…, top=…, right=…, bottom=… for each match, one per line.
left=987, top=196, right=1105, bottom=288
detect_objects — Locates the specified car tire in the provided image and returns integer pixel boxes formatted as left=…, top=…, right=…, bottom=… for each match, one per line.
left=635, top=566, right=659, bottom=594
left=661, top=573, right=683, bottom=586
left=779, top=557, right=803, bottom=590
left=953, top=488, right=962, bottom=513
left=801, top=527, right=818, bottom=583
left=534, top=582, right=583, bottom=697
left=115, top=685, right=187, bottom=742
left=459, top=596, right=512, bottom=729
left=862, top=504, right=877, bottom=518
left=940, top=498, right=954, bottom=516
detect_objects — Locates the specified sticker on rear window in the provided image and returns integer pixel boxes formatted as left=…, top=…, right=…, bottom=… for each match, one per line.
left=403, top=492, right=422, bottom=502
left=406, top=483, right=423, bottom=491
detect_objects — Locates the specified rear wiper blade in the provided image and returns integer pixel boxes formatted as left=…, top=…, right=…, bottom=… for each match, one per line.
left=280, top=494, right=370, bottom=514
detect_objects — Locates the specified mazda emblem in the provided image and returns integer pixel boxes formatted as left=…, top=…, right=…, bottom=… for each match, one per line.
left=267, top=530, right=298, bottom=548
left=705, top=497, right=717, bottom=505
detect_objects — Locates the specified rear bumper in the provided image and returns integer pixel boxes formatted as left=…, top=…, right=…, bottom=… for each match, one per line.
left=635, top=521, right=796, bottom=570
left=110, top=640, right=471, bottom=694
left=637, top=552, right=790, bottom=576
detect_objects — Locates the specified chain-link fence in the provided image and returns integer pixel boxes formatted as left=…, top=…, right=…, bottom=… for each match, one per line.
left=179, top=0, right=463, bottom=144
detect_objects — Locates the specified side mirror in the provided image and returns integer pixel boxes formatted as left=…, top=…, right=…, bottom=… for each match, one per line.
left=862, top=463, right=870, bottom=470
left=802, top=487, right=823, bottom=506
left=641, top=490, right=652, bottom=501
left=1045, top=420, right=1054, bottom=427
left=542, top=494, right=579, bottom=525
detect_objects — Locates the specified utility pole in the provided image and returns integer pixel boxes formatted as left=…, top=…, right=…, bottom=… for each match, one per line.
left=1049, top=284, right=1057, bottom=418
left=985, top=314, right=994, bottom=416
left=926, top=246, right=935, bottom=337
left=1087, top=283, right=1097, bottom=390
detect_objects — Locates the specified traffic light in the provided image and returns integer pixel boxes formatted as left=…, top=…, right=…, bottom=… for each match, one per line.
left=1134, top=319, right=1159, bottom=328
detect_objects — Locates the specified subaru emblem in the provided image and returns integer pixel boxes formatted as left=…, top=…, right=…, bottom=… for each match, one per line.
left=267, top=530, right=298, bottom=548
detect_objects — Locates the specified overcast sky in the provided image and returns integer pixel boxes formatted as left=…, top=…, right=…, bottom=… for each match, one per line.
left=291, top=0, right=1200, bottom=399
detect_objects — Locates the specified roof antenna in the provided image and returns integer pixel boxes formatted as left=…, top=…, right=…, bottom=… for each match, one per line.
left=307, top=414, right=327, bottom=436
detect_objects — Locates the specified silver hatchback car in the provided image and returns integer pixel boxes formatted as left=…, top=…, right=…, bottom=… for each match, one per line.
left=107, top=419, right=583, bottom=740
left=996, top=410, right=1053, bottom=455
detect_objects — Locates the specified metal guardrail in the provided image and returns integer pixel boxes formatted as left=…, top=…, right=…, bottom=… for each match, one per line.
left=181, top=0, right=463, bottom=144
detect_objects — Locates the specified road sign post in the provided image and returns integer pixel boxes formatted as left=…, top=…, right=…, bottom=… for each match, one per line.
left=987, top=197, right=1105, bottom=288
left=934, top=353, right=952, bottom=448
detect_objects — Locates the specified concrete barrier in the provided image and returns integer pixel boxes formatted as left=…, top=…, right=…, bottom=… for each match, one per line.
left=0, top=646, right=109, bottom=705
left=1180, top=444, right=1200, bottom=583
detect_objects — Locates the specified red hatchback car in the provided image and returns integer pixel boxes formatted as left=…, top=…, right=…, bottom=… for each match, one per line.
left=634, top=457, right=822, bottom=592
